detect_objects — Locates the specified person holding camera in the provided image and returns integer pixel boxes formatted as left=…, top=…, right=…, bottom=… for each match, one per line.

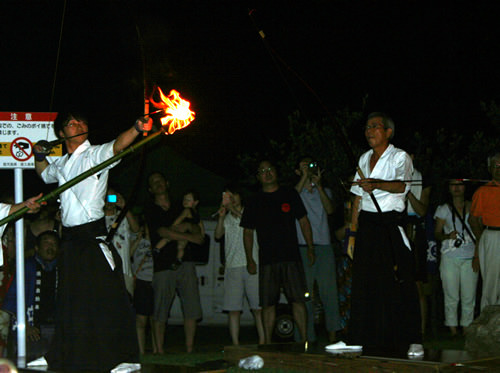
left=104, top=186, right=140, bottom=296
left=434, top=179, right=477, bottom=337
left=294, top=157, right=341, bottom=344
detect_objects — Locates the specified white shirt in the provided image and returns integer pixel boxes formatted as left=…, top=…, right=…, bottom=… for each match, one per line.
left=434, top=204, right=475, bottom=258
left=41, top=140, right=118, bottom=227
left=351, top=144, right=413, bottom=213
left=224, top=211, right=258, bottom=268
left=132, top=238, right=153, bottom=282
left=407, top=169, right=423, bottom=216
left=0, top=203, right=11, bottom=266
left=0, top=203, right=10, bottom=238
left=105, top=213, right=133, bottom=277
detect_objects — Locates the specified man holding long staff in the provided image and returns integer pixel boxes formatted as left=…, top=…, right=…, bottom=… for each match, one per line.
left=349, top=112, right=423, bottom=357
left=32, top=112, right=150, bottom=371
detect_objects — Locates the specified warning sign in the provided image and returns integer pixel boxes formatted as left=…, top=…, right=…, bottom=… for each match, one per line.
left=0, top=112, right=61, bottom=169
left=10, top=137, right=33, bottom=161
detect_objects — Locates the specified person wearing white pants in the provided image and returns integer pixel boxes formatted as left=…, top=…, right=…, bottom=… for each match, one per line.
left=434, top=179, right=477, bottom=336
left=439, top=255, right=478, bottom=327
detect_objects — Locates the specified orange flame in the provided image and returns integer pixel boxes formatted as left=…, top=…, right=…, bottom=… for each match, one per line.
left=150, top=88, right=195, bottom=134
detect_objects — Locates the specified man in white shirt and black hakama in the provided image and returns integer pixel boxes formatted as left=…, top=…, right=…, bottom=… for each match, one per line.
left=33, top=112, right=149, bottom=372
left=349, top=112, right=423, bottom=358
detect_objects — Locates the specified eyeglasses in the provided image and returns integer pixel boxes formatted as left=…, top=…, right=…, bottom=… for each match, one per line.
left=258, top=167, right=274, bottom=174
left=365, top=123, right=385, bottom=130
left=63, top=120, right=85, bottom=128
left=63, top=121, right=76, bottom=128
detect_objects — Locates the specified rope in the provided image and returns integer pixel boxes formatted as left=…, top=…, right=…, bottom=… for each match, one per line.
left=49, top=0, right=67, bottom=113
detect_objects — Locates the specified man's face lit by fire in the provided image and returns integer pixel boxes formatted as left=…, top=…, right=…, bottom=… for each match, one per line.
left=59, top=117, right=88, bottom=145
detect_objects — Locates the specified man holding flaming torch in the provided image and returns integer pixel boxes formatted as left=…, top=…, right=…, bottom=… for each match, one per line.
left=32, top=112, right=151, bottom=371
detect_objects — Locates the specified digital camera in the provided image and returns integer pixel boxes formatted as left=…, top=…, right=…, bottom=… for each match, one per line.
left=107, top=194, right=117, bottom=203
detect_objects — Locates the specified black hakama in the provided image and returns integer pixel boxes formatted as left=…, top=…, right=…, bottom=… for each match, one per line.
left=349, top=211, right=422, bottom=354
left=45, top=219, right=139, bottom=371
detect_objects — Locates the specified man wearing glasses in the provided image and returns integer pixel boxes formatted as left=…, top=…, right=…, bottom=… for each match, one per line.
left=349, top=112, right=423, bottom=357
left=33, top=112, right=149, bottom=371
left=240, top=160, right=315, bottom=344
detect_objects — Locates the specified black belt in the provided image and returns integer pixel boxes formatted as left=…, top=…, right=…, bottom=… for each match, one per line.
left=485, top=226, right=500, bottom=231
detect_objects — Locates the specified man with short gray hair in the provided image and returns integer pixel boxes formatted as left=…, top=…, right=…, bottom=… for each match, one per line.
left=349, top=112, right=422, bottom=357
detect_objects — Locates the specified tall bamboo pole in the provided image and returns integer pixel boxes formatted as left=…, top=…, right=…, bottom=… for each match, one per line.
left=0, top=128, right=165, bottom=228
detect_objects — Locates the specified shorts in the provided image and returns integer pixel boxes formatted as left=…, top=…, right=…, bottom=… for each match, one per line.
left=223, top=266, right=260, bottom=311
left=259, top=261, right=307, bottom=307
left=133, top=279, right=154, bottom=316
left=152, top=262, right=202, bottom=322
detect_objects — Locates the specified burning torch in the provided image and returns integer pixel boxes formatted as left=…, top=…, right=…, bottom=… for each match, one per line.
left=0, top=89, right=195, bottom=228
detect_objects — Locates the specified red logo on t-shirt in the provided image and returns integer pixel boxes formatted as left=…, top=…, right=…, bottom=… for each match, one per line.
left=281, top=203, right=291, bottom=213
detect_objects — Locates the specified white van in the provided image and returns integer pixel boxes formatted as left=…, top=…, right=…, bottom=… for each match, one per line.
left=167, top=219, right=296, bottom=341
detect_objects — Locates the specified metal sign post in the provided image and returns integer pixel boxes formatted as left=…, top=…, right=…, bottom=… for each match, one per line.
left=0, top=112, right=59, bottom=364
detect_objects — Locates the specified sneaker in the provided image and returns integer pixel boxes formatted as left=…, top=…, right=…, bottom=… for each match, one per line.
left=407, top=343, right=424, bottom=357
left=111, top=362, right=141, bottom=373
left=27, top=356, right=48, bottom=366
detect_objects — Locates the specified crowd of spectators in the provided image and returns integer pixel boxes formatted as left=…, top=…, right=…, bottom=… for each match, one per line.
left=0, top=112, right=498, bottom=365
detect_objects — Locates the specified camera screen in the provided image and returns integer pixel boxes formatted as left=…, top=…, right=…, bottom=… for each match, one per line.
left=107, top=194, right=117, bottom=203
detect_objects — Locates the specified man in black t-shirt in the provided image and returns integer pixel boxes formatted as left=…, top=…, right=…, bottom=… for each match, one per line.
left=144, top=172, right=204, bottom=354
left=240, top=160, right=315, bottom=344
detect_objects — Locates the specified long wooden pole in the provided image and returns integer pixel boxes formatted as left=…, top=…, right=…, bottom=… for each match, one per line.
left=0, top=128, right=165, bottom=228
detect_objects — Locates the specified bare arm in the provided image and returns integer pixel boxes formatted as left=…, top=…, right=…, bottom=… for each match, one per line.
left=468, top=214, right=483, bottom=272
left=407, top=186, right=431, bottom=217
left=9, top=193, right=43, bottom=215
left=358, top=178, right=406, bottom=194
left=157, top=226, right=204, bottom=245
left=129, top=231, right=143, bottom=256
left=468, top=214, right=484, bottom=255
left=317, top=185, right=334, bottom=214
left=434, top=217, right=457, bottom=242
left=34, top=158, right=49, bottom=177
left=351, top=195, right=361, bottom=229
left=298, top=215, right=315, bottom=265
left=112, top=117, right=151, bottom=155
left=311, top=168, right=334, bottom=214
left=294, top=165, right=309, bottom=193
left=125, top=211, right=140, bottom=233
left=172, top=209, right=190, bottom=226
left=214, top=207, right=226, bottom=240
left=243, top=228, right=257, bottom=274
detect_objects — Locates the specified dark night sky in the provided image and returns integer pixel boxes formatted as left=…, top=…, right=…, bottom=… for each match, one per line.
left=2, top=0, right=500, bottom=184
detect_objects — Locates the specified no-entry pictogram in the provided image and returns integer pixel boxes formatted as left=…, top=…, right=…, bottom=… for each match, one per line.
left=10, top=137, right=33, bottom=162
